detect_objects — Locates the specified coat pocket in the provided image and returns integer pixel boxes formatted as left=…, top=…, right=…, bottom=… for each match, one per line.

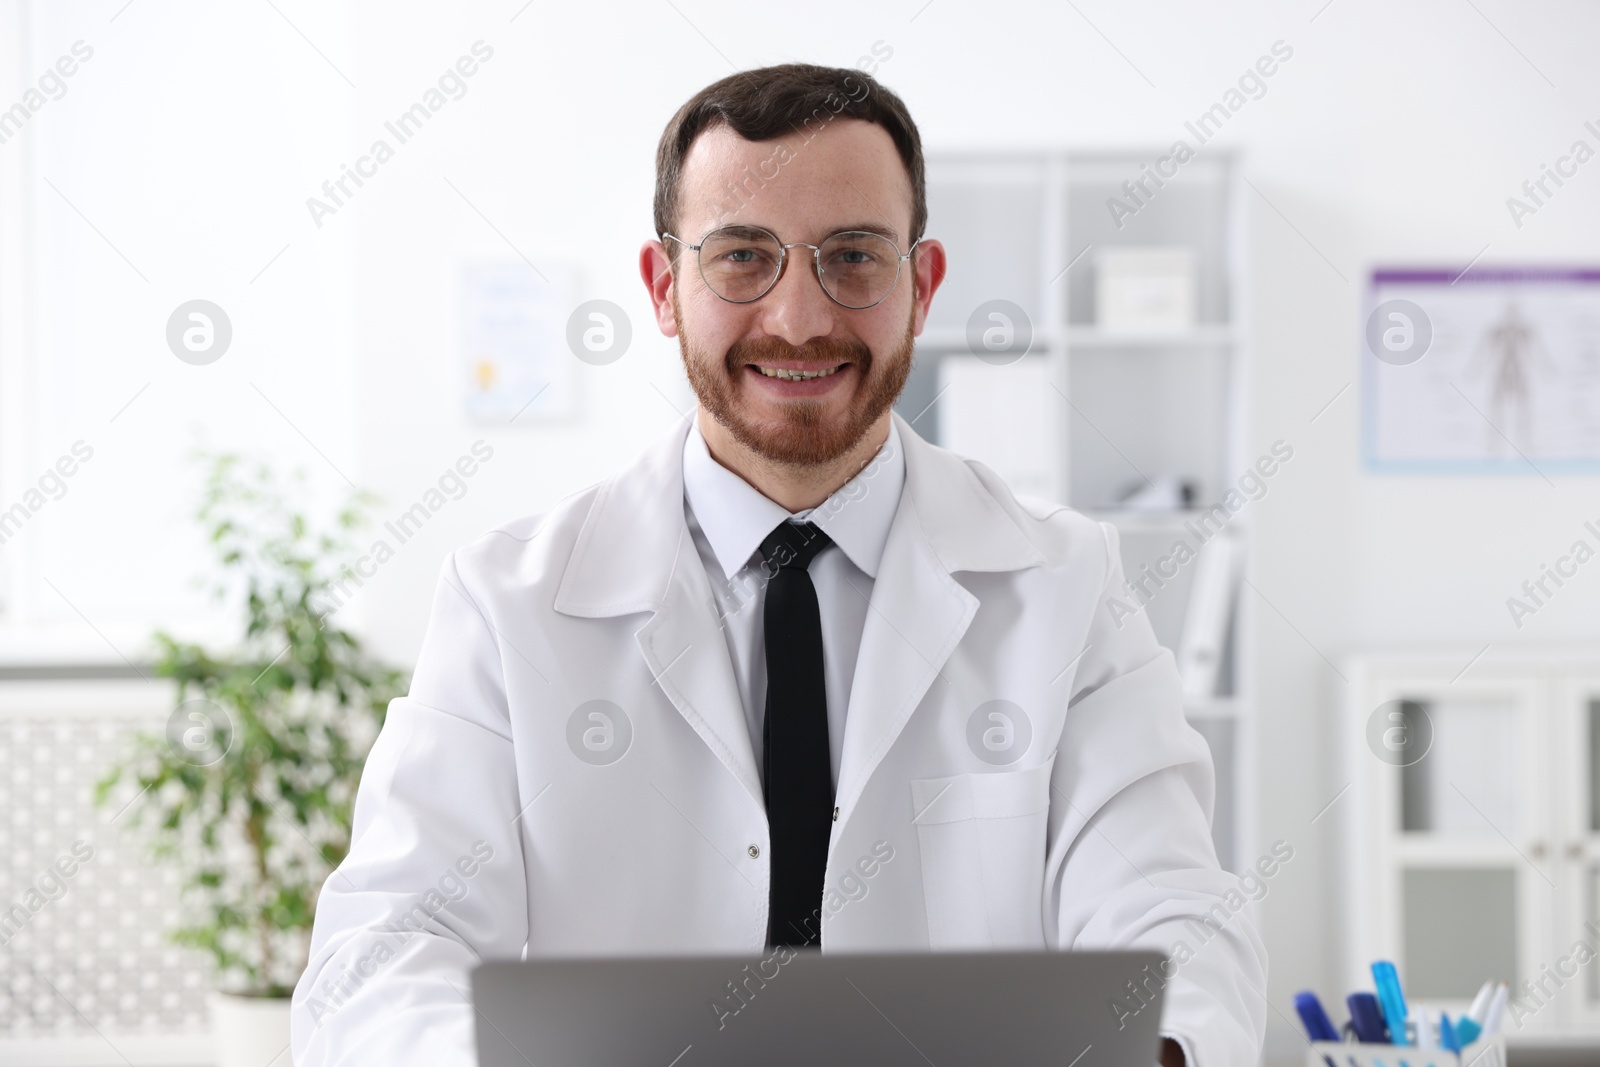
left=909, top=755, right=1055, bottom=948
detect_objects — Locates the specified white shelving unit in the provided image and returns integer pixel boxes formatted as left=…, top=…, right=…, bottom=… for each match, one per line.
left=897, top=148, right=1254, bottom=873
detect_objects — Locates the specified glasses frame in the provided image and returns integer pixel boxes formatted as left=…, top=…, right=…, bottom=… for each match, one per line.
left=661, top=225, right=920, bottom=310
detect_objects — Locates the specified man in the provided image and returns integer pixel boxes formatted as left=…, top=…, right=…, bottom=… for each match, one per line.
left=292, top=64, right=1267, bottom=1066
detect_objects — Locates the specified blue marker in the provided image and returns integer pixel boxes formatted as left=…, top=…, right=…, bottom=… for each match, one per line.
left=1294, top=991, right=1341, bottom=1067
left=1454, top=982, right=1493, bottom=1046
left=1371, top=960, right=1410, bottom=1047
left=1347, top=992, right=1390, bottom=1043
left=1439, top=1012, right=1461, bottom=1053
left=1294, top=991, right=1341, bottom=1042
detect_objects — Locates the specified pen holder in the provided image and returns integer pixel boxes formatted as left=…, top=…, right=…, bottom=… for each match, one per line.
left=1303, top=1034, right=1505, bottom=1067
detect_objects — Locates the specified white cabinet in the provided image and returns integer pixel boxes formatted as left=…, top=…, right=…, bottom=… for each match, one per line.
left=1344, top=653, right=1600, bottom=1034
left=1556, top=667, right=1600, bottom=1030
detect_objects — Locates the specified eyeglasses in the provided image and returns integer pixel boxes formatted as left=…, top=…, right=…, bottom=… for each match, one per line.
left=662, top=225, right=918, bottom=310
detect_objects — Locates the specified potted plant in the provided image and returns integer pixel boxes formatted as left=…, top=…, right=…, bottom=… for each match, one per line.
left=96, top=452, right=407, bottom=1067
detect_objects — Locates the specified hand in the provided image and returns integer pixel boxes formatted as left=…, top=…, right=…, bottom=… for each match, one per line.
left=1159, top=1037, right=1186, bottom=1066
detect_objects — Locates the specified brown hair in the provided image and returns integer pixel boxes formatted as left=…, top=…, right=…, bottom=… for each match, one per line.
left=653, top=63, right=926, bottom=253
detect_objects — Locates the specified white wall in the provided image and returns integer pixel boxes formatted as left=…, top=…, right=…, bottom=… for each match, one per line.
left=6, top=0, right=1600, bottom=1061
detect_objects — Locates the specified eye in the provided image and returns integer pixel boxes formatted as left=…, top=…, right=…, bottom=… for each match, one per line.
left=822, top=233, right=894, bottom=271
left=826, top=249, right=883, bottom=275
left=707, top=243, right=778, bottom=270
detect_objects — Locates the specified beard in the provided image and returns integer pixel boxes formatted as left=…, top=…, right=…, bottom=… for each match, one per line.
left=674, top=290, right=916, bottom=468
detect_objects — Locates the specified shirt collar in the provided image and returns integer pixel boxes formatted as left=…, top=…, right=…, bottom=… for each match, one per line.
left=682, top=414, right=906, bottom=583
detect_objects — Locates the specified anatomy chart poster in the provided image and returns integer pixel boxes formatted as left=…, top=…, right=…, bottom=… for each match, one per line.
left=1363, top=267, right=1600, bottom=472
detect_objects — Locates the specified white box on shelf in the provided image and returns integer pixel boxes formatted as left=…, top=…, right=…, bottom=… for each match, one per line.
left=1094, top=246, right=1198, bottom=332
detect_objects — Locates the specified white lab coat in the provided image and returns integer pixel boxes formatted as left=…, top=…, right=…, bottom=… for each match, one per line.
left=291, top=411, right=1268, bottom=1066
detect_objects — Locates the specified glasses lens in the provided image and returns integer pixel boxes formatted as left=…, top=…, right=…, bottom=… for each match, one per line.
left=818, top=232, right=902, bottom=308
left=697, top=227, right=783, bottom=302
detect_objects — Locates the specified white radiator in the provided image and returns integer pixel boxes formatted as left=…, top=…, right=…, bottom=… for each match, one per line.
left=0, top=677, right=214, bottom=1065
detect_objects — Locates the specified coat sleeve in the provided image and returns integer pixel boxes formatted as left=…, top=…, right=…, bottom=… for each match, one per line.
left=291, top=550, right=530, bottom=1066
left=1043, top=520, right=1268, bottom=1067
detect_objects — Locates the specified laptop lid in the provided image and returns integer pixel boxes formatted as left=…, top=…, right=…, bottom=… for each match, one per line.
left=472, top=949, right=1168, bottom=1067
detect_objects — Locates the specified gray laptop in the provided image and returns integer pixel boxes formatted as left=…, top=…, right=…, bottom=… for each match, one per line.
left=472, top=949, right=1167, bottom=1066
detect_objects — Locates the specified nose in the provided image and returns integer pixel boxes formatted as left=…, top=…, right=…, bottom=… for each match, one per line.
left=757, top=247, right=838, bottom=347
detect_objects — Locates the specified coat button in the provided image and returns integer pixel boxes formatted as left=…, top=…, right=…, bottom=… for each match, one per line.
left=747, top=845, right=760, bottom=859
left=832, top=807, right=839, bottom=821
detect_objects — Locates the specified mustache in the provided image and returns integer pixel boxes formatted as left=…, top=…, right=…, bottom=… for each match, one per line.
left=726, top=334, right=873, bottom=373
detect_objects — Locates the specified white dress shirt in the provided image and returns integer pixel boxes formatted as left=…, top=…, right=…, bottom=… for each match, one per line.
left=681, top=414, right=905, bottom=790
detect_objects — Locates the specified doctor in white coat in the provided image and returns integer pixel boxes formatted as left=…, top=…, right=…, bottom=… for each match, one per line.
left=292, top=63, right=1267, bottom=1067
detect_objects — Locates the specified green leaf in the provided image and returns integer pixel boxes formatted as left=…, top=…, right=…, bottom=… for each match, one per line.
left=94, top=444, right=411, bottom=991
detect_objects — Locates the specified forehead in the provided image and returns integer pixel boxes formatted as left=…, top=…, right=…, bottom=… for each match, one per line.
left=675, top=118, right=913, bottom=243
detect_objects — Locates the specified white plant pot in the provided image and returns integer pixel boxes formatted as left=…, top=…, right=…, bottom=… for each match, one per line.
left=209, top=990, right=293, bottom=1067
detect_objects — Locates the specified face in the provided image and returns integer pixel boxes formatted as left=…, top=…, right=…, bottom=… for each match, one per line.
left=643, top=119, right=946, bottom=468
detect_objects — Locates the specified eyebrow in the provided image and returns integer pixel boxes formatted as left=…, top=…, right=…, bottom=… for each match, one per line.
left=832, top=222, right=901, bottom=242
left=707, top=221, right=903, bottom=243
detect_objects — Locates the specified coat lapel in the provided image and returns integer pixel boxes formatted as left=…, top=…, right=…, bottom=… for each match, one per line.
left=633, top=532, right=764, bottom=805
left=553, top=414, right=763, bottom=807
left=833, top=412, right=1048, bottom=822
left=831, top=498, right=976, bottom=822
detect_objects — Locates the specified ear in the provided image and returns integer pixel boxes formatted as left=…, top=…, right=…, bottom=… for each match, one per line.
left=639, top=239, right=679, bottom=337
left=908, top=238, right=948, bottom=337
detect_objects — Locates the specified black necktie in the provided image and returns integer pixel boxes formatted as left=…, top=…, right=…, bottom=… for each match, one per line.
left=759, top=520, right=835, bottom=948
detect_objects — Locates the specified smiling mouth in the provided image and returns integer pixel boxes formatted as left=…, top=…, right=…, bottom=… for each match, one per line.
left=750, top=363, right=848, bottom=381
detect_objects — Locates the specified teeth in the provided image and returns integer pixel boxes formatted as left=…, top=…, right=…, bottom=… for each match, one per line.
left=757, top=365, right=842, bottom=381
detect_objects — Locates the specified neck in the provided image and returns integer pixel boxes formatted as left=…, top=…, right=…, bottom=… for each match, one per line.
left=697, top=409, right=891, bottom=513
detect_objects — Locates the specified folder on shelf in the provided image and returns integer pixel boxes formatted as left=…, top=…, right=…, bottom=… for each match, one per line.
left=936, top=354, right=1058, bottom=500
left=1177, top=533, right=1238, bottom=699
